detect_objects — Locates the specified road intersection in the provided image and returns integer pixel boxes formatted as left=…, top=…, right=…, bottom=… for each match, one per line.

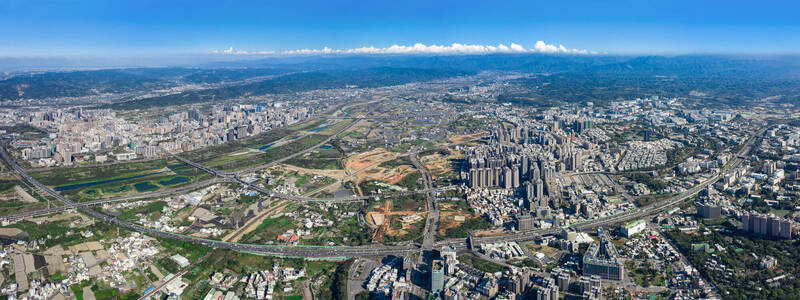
left=0, top=124, right=763, bottom=258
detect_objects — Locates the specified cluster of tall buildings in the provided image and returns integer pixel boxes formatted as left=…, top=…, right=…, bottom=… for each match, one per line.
left=468, top=124, right=586, bottom=194
left=578, top=276, right=603, bottom=300
left=740, top=212, right=793, bottom=239
left=531, top=277, right=559, bottom=300
left=12, top=104, right=314, bottom=166
left=467, top=155, right=521, bottom=189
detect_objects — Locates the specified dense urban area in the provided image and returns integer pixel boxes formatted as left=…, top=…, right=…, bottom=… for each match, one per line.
left=0, top=54, right=799, bottom=300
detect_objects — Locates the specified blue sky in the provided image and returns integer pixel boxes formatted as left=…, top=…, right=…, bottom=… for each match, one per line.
left=0, top=0, right=798, bottom=56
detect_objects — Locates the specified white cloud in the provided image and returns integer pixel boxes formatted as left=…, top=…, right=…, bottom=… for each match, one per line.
left=214, top=41, right=590, bottom=56
left=213, top=47, right=275, bottom=55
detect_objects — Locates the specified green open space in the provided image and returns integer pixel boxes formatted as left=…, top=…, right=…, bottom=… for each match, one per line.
left=206, top=134, right=330, bottom=172
left=379, top=156, right=413, bottom=169
left=30, top=158, right=209, bottom=202
left=31, top=158, right=178, bottom=187
left=240, top=215, right=295, bottom=244
left=117, top=201, right=167, bottom=221
left=306, top=213, right=372, bottom=246
left=313, top=119, right=353, bottom=135
left=384, top=216, right=426, bottom=243
left=1, top=218, right=122, bottom=248
left=285, top=158, right=343, bottom=170
left=458, top=253, right=508, bottom=273
left=389, top=194, right=426, bottom=211
left=626, top=260, right=665, bottom=287
left=182, top=127, right=294, bottom=162
left=443, top=216, right=492, bottom=238
left=396, top=171, right=424, bottom=190
left=666, top=222, right=800, bottom=299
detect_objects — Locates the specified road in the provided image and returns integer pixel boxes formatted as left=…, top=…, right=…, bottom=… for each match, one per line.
left=0, top=124, right=764, bottom=259
left=570, top=125, right=762, bottom=232
left=2, top=177, right=226, bottom=220
left=346, top=258, right=379, bottom=300
left=163, top=141, right=459, bottom=204
left=1, top=146, right=420, bottom=258
left=138, top=252, right=212, bottom=300
left=410, top=154, right=438, bottom=250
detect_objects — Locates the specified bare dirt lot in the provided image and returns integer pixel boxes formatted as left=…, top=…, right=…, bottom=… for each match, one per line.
left=437, top=202, right=477, bottom=236
left=447, top=131, right=489, bottom=144
left=419, top=149, right=463, bottom=181
left=366, top=200, right=426, bottom=242
left=343, top=148, right=418, bottom=193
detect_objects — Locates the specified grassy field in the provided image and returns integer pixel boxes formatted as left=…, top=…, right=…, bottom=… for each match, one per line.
left=181, top=118, right=328, bottom=164
left=209, top=134, right=330, bottom=172
left=313, top=119, right=353, bottom=135
left=40, top=164, right=211, bottom=202
left=442, top=216, right=492, bottom=238
left=31, top=158, right=178, bottom=186
left=183, top=128, right=294, bottom=163
left=458, top=253, right=508, bottom=273
left=390, top=194, right=427, bottom=211
left=240, top=216, right=295, bottom=244
left=284, top=144, right=344, bottom=170
left=396, top=171, right=424, bottom=190
left=379, top=156, right=413, bottom=169
left=117, top=201, right=167, bottom=221
left=384, top=217, right=426, bottom=243
left=285, top=158, right=342, bottom=170
left=0, top=199, right=47, bottom=216
left=2, top=218, right=122, bottom=248
left=626, top=260, right=666, bottom=287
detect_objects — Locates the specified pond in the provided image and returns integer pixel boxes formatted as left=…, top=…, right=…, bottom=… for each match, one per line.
left=133, top=182, right=159, bottom=192
left=158, top=176, right=190, bottom=186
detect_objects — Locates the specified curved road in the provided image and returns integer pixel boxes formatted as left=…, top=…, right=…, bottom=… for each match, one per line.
left=0, top=125, right=763, bottom=258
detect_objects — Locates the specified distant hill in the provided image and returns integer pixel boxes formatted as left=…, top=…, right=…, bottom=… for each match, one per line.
left=2, top=54, right=799, bottom=107
left=209, top=54, right=800, bottom=79
left=0, top=69, right=172, bottom=100
left=109, top=67, right=472, bottom=110
left=0, top=67, right=290, bottom=100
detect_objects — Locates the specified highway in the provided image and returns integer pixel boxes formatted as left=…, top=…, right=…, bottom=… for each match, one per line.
left=1, top=177, right=227, bottom=220
left=0, top=123, right=764, bottom=259
left=410, top=153, right=439, bottom=250
left=570, top=125, right=762, bottom=231
left=1, top=145, right=421, bottom=257
left=439, top=125, right=763, bottom=249
left=162, top=135, right=460, bottom=204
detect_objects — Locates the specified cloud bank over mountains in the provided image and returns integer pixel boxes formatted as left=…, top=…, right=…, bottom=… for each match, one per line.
left=213, top=41, right=593, bottom=56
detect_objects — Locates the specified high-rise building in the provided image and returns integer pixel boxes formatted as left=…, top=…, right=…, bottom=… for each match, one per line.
left=431, top=260, right=444, bottom=294
left=504, top=167, right=513, bottom=189
left=516, top=214, right=535, bottom=231
left=741, top=213, right=751, bottom=232
left=740, top=212, right=793, bottom=239
left=557, top=272, right=570, bottom=292
left=535, top=179, right=545, bottom=200
left=697, top=203, right=722, bottom=219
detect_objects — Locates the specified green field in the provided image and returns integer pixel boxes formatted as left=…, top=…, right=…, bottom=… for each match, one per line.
left=458, top=253, right=508, bottom=273
left=29, top=158, right=210, bottom=202
left=31, top=158, right=178, bottom=186
left=240, top=216, right=295, bottom=244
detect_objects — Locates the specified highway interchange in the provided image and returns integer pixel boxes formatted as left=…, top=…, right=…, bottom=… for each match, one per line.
left=0, top=122, right=764, bottom=258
